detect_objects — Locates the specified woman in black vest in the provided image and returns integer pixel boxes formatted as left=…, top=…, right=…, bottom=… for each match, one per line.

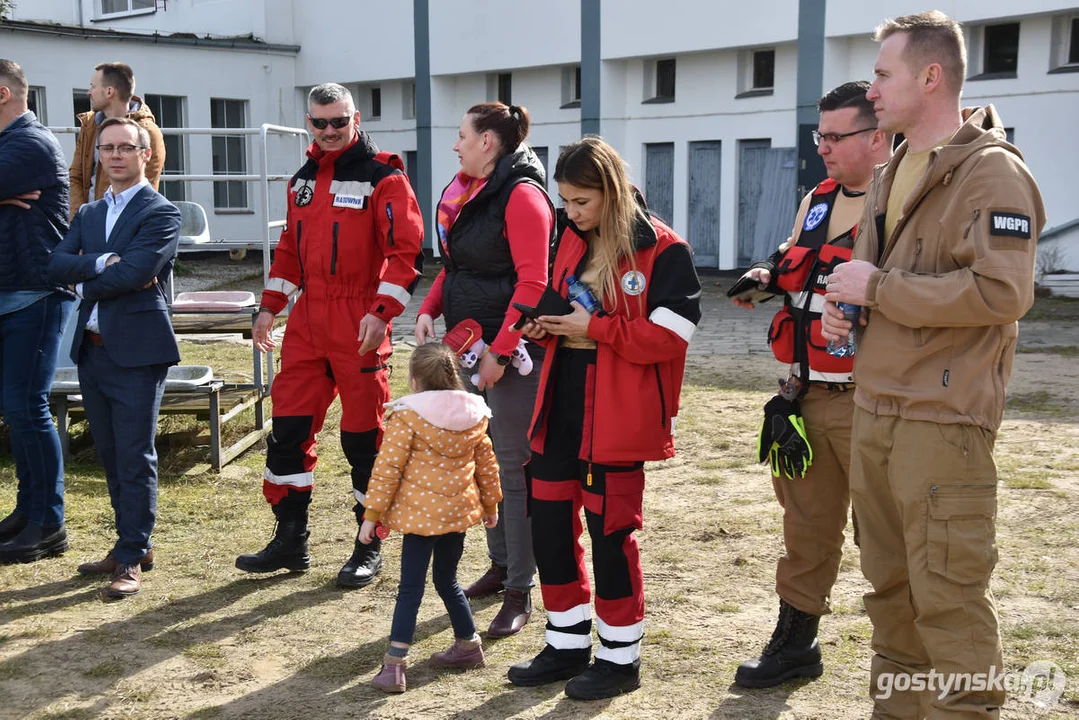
left=414, top=102, right=554, bottom=637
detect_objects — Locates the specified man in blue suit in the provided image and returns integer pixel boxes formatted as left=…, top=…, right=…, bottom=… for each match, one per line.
left=47, top=117, right=180, bottom=600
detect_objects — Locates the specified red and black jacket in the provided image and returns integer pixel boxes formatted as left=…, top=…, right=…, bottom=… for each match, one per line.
left=260, top=132, right=424, bottom=322
left=529, top=199, right=702, bottom=463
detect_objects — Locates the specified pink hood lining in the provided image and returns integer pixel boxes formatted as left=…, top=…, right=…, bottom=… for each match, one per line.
left=386, top=390, right=492, bottom=432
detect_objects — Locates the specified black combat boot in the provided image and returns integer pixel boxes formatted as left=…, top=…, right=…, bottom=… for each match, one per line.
left=564, top=658, right=641, bottom=700
left=337, top=503, right=382, bottom=589
left=508, top=645, right=591, bottom=687
left=235, top=493, right=310, bottom=573
left=734, top=599, right=823, bottom=688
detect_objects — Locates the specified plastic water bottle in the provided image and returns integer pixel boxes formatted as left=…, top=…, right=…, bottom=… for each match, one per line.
left=827, top=302, right=861, bottom=357
left=566, top=274, right=600, bottom=315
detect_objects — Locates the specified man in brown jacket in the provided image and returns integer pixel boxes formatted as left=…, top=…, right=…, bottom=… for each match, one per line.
left=69, top=62, right=164, bottom=218
left=823, top=11, right=1045, bottom=720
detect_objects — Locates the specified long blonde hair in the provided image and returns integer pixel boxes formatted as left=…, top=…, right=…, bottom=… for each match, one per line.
left=554, top=137, right=645, bottom=312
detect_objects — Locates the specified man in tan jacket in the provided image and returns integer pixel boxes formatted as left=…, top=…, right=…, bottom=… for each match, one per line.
left=69, top=62, right=164, bottom=218
left=824, top=11, right=1045, bottom=720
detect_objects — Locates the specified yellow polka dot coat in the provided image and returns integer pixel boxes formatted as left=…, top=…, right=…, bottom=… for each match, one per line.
left=363, top=390, right=502, bottom=536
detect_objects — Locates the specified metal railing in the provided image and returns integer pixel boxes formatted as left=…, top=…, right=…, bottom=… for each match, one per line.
left=48, top=123, right=310, bottom=284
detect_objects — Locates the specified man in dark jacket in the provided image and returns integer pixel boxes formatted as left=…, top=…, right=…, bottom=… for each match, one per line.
left=0, top=59, right=76, bottom=564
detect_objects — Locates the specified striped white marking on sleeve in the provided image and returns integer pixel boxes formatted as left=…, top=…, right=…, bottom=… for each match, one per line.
left=353, top=490, right=367, bottom=505
left=377, top=281, right=412, bottom=306
left=649, top=306, right=696, bottom=343
left=266, top=277, right=299, bottom=299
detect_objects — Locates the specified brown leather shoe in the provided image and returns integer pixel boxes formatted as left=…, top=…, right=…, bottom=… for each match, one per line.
left=78, top=549, right=154, bottom=575
left=464, top=562, right=507, bottom=599
left=101, top=563, right=141, bottom=600
left=487, top=588, right=531, bottom=638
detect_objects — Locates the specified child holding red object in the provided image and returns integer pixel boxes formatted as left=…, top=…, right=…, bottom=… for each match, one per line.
left=362, top=342, right=502, bottom=693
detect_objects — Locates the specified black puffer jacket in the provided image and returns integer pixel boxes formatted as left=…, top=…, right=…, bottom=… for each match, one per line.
left=0, top=112, right=70, bottom=292
left=441, top=145, right=548, bottom=343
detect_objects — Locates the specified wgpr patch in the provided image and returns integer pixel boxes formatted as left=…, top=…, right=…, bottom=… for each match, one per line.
left=989, top=212, right=1031, bottom=239
left=621, top=270, right=646, bottom=296
left=293, top=179, right=315, bottom=207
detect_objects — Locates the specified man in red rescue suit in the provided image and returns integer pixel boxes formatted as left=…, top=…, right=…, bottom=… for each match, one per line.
left=237, top=83, right=424, bottom=589
left=731, top=81, right=892, bottom=687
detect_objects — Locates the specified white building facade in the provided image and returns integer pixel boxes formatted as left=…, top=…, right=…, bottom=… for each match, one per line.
left=3, top=0, right=1077, bottom=269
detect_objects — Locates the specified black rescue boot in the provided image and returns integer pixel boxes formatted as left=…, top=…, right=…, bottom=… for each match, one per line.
left=565, top=658, right=642, bottom=700
left=734, top=598, right=823, bottom=688
left=235, top=494, right=310, bottom=573
left=508, top=645, right=591, bottom=687
left=337, top=533, right=382, bottom=589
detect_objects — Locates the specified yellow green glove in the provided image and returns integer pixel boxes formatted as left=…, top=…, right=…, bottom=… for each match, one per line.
left=757, top=395, right=813, bottom=479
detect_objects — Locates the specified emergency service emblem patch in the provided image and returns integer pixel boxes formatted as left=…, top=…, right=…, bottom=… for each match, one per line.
left=621, top=270, right=646, bottom=296
left=989, top=212, right=1031, bottom=239
left=293, top=179, right=315, bottom=207
left=804, top=202, right=829, bottom=231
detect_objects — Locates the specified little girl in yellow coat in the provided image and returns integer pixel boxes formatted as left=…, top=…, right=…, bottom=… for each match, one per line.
left=362, top=342, right=502, bottom=693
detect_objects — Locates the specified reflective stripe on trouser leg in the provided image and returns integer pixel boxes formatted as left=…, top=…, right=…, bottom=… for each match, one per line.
left=336, top=338, right=391, bottom=521
left=586, top=464, right=646, bottom=666
left=530, top=467, right=592, bottom=651
left=264, top=317, right=338, bottom=504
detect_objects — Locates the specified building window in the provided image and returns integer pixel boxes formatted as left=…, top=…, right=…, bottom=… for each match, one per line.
left=643, top=58, right=676, bottom=104
left=1049, top=15, right=1079, bottom=72
left=736, top=48, right=776, bottom=98
left=210, top=98, right=248, bottom=211
left=561, top=65, right=581, bottom=108
left=99, top=0, right=155, bottom=17
left=144, top=94, right=186, bottom=202
left=753, top=50, right=776, bottom=89
left=403, top=82, right=416, bottom=120
left=498, top=73, right=512, bottom=104
left=72, top=90, right=91, bottom=123
left=984, top=23, right=1020, bottom=75
left=27, top=86, right=46, bottom=124
left=1072, top=18, right=1079, bottom=64
left=369, top=87, right=381, bottom=120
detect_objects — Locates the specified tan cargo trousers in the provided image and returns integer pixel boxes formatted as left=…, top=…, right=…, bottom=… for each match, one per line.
left=851, top=406, right=1004, bottom=720
left=772, top=385, right=854, bottom=616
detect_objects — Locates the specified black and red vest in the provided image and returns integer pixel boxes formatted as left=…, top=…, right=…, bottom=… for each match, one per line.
left=767, top=179, right=856, bottom=383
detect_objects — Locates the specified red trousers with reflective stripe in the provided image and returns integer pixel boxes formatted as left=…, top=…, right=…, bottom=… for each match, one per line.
left=529, top=347, right=646, bottom=634
left=263, top=295, right=391, bottom=504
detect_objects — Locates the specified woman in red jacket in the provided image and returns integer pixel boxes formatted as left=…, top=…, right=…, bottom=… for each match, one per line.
left=507, top=137, right=701, bottom=700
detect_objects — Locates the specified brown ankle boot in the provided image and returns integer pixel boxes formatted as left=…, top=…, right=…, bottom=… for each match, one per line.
left=464, top=562, right=507, bottom=599
left=487, top=588, right=531, bottom=638
left=372, top=654, right=407, bottom=693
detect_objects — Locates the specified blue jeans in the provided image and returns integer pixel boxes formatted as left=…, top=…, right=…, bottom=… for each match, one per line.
left=0, top=293, right=73, bottom=526
left=390, top=532, right=475, bottom=645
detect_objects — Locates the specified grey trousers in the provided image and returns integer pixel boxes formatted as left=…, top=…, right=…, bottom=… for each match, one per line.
left=483, top=346, right=544, bottom=591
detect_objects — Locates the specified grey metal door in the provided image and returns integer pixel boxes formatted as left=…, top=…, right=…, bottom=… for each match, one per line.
left=645, top=142, right=674, bottom=226
left=739, top=141, right=797, bottom=265
left=688, top=140, right=721, bottom=268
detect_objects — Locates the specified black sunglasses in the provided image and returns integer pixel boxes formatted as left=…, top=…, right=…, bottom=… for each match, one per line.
left=307, top=115, right=351, bottom=130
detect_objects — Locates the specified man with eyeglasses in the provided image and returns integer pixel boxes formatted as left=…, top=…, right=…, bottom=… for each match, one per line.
left=730, top=80, right=891, bottom=689
left=0, top=59, right=76, bottom=565
left=47, top=117, right=181, bottom=599
left=236, top=83, right=424, bottom=590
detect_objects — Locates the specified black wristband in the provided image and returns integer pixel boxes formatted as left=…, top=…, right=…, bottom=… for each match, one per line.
left=494, top=352, right=512, bottom=366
